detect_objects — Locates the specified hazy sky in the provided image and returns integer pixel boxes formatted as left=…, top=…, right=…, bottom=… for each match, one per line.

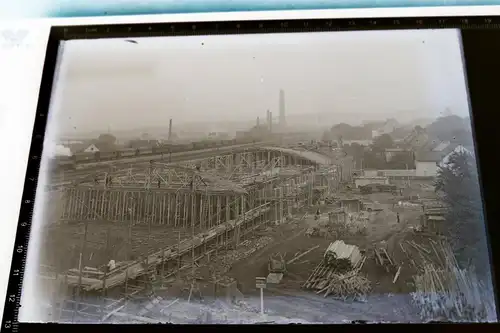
left=50, top=29, right=470, bottom=135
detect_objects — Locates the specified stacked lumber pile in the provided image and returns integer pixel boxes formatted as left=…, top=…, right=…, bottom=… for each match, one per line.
left=303, top=241, right=370, bottom=299
left=324, top=241, right=362, bottom=273
left=410, top=241, right=491, bottom=322
left=318, top=270, right=371, bottom=299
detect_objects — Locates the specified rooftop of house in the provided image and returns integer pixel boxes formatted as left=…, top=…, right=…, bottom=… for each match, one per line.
left=385, top=148, right=409, bottom=152
left=415, top=143, right=475, bottom=163
left=66, top=141, right=117, bottom=154
left=414, top=151, right=444, bottom=163
left=66, top=143, right=88, bottom=154
left=432, top=141, right=451, bottom=152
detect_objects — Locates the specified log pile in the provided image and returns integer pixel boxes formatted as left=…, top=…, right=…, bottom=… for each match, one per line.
left=318, top=271, right=371, bottom=299
left=303, top=256, right=369, bottom=299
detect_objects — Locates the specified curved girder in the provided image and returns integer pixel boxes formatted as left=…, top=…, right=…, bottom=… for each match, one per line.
left=203, top=145, right=332, bottom=167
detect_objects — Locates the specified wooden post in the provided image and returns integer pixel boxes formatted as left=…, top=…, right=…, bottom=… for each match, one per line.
left=148, top=207, right=153, bottom=255
left=101, top=226, right=111, bottom=314
left=234, top=198, right=240, bottom=247
left=225, top=196, right=230, bottom=251
left=174, top=193, right=179, bottom=227
left=72, top=219, right=89, bottom=322
left=240, top=195, right=246, bottom=243
left=166, top=193, right=171, bottom=226
left=191, top=193, right=196, bottom=265
left=208, top=195, right=212, bottom=229
left=177, top=231, right=181, bottom=277
left=124, top=267, right=129, bottom=313
left=199, top=197, right=204, bottom=230
left=216, top=196, right=221, bottom=255
left=161, top=249, right=166, bottom=286
left=60, top=273, right=68, bottom=320
left=183, top=194, right=188, bottom=229
left=128, top=217, right=133, bottom=261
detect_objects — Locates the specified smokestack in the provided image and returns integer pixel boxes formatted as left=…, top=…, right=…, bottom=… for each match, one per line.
left=269, top=111, right=273, bottom=132
left=168, top=119, right=173, bottom=141
left=279, top=89, right=286, bottom=128
left=256, top=117, right=260, bottom=127
left=266, top=110, right=271, bottom=130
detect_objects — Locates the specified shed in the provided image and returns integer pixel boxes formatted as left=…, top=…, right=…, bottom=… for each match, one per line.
left=328, top=210, right=346, bottom=224
left=339, top=198, right=362, bottom=213
left=421, top=214, right=446, bottom=234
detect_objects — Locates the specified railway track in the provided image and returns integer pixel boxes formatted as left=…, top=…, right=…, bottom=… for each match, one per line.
left=49, top=142, right=272, bottom=184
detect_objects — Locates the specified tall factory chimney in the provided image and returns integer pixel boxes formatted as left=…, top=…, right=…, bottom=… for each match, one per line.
left=266, top=110, right=271, bottom=130
left=279, top=89, right=286, bottom=128
left=256, top=117, right=260, bottom=127
left=269, top=111, right=273, bottom=132
left=168, top=118, right=173, bottom=141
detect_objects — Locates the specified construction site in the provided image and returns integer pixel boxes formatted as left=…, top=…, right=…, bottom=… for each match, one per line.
left=31, top=140, right=492, bottom=324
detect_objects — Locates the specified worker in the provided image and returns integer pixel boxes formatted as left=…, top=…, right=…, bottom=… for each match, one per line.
left=315, top=208, right=321, bottom=220
left=397, top=212, right=400, bottom=224
left=107, top=259, right=116, bottom=273
left=157, top=179, right=161, bottom=188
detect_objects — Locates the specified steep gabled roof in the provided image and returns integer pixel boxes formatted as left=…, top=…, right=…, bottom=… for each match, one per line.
left=66, top=142, right=96, bottom=154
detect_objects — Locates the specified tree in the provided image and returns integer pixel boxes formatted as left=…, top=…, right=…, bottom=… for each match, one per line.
left=434, top=150, right=488, bottom=274
left=426, top=115, right=470, bottom=142
left=98, top=133, right=117, bottom=145
left=372, top=134, right=394, bottom=151
left=343, top=143, right=364, bottom=168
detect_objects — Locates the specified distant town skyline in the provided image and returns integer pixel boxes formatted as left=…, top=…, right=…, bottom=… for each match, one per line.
left=48, top=29, right=470, bottom=138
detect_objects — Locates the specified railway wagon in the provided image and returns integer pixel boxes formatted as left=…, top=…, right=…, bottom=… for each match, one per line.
left=57, top=137, right=260, bottom=168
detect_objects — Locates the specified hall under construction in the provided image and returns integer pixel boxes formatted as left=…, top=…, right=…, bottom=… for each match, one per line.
left=36, top=146, right=351, bottom=322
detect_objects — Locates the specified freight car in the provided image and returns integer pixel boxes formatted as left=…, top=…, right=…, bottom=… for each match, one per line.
left=56, top=137, right=260, bottom=169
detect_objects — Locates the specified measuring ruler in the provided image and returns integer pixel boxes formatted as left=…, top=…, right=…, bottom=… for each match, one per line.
left=57, top=16, right=500, bottom=40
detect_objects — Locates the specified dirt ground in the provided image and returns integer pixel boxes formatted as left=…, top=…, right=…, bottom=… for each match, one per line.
left=227, top=182, right=440, bottom=298
left=151, top=188, right=435, bottom=323
left=40, top=222, right=201, bottom=272
left=42, top=178, right=442, bottom=306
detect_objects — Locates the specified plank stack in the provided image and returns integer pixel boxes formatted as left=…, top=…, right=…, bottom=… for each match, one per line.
left=303, top=240, right=370, bottom=300
left=324, top=240, right=362, bottom=273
